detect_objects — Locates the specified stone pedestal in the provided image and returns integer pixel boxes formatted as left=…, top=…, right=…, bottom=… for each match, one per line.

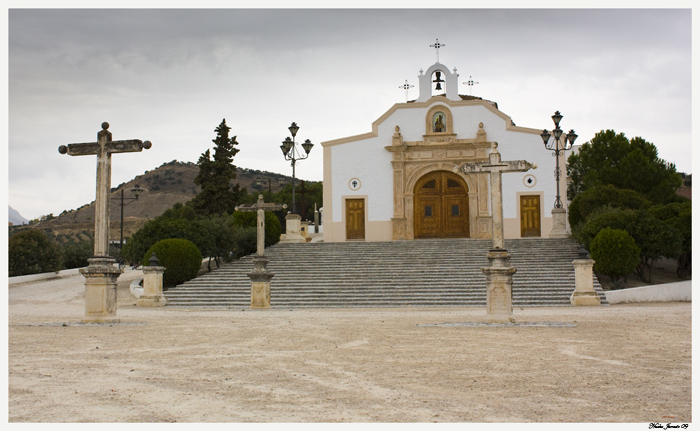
left=137, top=265, right=168, bottom=307
left=549, top=208, right=569, bottom=238
left=481, top=250, right=516, bottom=323
left=571, top=259, right=601, bottom=306
left=80, top=257, right=122, bottom=323
left=248, top=256, right=274, bottom=309
left=280, top=213, right=306, bottom=243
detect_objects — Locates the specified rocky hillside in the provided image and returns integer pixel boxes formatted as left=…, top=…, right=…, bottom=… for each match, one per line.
left=13, top=160, right=300, bottom=244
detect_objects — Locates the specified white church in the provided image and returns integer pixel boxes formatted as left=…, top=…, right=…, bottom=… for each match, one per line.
left=321, top=49, right=571, bottom=243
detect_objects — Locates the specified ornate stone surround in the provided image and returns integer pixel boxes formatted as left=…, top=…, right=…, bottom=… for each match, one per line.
left=385, top=105, right=495, bottom=240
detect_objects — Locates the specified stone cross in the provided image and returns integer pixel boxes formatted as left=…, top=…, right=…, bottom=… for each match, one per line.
left=235, top=194, right=287, bottom=257
left=457, top=142, right=536, bottom=249
left=59, top=122, right=151, bottom=257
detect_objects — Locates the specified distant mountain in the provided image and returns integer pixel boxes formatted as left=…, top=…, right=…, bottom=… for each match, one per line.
left=10, top=160, right=317, bottom=244
left=9, top=205, right=28, bottom=226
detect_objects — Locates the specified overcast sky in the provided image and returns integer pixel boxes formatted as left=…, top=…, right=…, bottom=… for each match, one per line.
left=5, top=5, right=694, bottom=221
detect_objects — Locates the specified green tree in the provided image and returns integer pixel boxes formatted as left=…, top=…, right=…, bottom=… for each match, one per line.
left=121, top=217, right=206, bottom=265
left=61, top=240, right=92, bottom=269
left=188, top=119, right=243, bottom=216
left=9, top=229, right=63, bottom=276
left=628, top=210, right=683, bottom=283
left=648, top=201, right=692, bottom=278
left=568, top=184, right=650, bottom=229
left=566, top=130, right=682, bottom=204
left=231, top=210, right=282, bottom=248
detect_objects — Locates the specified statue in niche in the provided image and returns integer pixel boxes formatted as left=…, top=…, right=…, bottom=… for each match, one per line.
left=434, top=113, right=445, bottom=133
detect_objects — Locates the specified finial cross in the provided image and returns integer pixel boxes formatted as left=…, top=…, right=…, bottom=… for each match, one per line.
left=430, top=38, right=445, bottom=62
left=399, top=79, right=414, bottom=102
left=463, top=75, right=480, bottom=95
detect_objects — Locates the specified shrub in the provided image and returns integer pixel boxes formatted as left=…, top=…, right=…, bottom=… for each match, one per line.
left=590, top=228, right=640, bottom=287
left=143, top=239, right=202, bottom=288
left=122, top=217, right=205, bottom=265
left=573, top=206, right=637, bottom=250
left=9, top=229, right=63, bottom=276
left=61, top=240, right=92, bottom=269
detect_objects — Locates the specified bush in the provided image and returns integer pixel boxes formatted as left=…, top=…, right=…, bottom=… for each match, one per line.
left=9, top=229, right=63, bottom=276
left=590, top=228, right=640, bottom=287
left=143, top=239, right=202, bottom=288
left=121, top=217, right=205, bottom=265
left=573, top=206, right=637, bottom=250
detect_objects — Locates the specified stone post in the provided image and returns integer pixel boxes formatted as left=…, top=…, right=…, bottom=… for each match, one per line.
left=482, top=250, right=516, bottom=323
left=137, top=253, right=168, bottom=307
left=549, top=208, right=569, bottom=238
left=249, top=257, right=274, bottom=308
left=571, top=257, right=601, bottom=306
left=280, top=213, right=306, bottom=243
left=81, top=258, right=122, bottom=323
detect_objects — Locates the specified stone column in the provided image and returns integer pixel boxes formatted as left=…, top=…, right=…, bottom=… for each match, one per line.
left=249, top=257, right=274, bottom=308
left=280, top=213, right=305, bottom=243
left=482, top=250, right=516, bottom=323
left=80, top=257, right=121, bottom=323
left=137, top=263, right=168, bottom=307
left=571, top=258, right=601, bottom=306
left=549, top=208, right=569, bottom=238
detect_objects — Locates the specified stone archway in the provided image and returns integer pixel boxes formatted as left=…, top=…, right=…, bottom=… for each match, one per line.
left=414, top=171, right=470, bottom=238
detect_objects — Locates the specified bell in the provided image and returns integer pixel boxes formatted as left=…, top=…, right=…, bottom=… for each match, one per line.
left=435, top=82, right=442, bottom=90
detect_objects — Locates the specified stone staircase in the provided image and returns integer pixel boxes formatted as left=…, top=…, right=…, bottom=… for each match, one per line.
left=164, top=238, right=608, bottom=308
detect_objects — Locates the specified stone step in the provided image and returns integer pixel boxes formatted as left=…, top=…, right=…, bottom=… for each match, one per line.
left=164, top=238, right=608, bottom=308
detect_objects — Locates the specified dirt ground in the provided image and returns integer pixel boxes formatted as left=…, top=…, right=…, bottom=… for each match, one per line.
left=7, top=269, right=692, bottom=423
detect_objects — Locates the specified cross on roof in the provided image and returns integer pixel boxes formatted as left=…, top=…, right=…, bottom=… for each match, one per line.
left=399, top=79, right=414, bottom=102
left=430, top=38, right=445, bottom=63
left=463, top=75, right=480, bottom=95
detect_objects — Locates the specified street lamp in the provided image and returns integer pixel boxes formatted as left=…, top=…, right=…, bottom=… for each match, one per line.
left=280, top=122, right=313, bottom=214
left=540, top=111, right=577, bottom=209
left=111, top=185, right=144, bottom=247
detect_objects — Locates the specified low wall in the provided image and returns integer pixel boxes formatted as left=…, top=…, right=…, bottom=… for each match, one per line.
left=605, top=281, right=692, bottom=304
left=8, top=268, right=84, bottom=285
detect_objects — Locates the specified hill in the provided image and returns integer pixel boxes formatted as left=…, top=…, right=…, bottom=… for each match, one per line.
left=9, top=205, right=29, bottom=226
left=11, top=160, right=312, bottom=244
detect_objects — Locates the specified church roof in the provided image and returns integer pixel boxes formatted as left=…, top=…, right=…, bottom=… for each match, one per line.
left=407, top=94, right=499, bottom=110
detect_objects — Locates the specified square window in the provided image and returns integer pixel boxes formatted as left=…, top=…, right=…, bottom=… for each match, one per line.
left=425, top=206, right=432, bottom=217
left=452, top=205, right=459, bottom=216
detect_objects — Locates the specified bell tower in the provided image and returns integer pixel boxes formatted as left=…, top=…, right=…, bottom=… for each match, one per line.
left=417, top=39, right=460, bottom=102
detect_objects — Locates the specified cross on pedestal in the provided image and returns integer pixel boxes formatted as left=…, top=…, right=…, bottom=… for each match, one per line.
left=235, top=195, right=287, bottom=309
left=58, top=122, right=151, bottom=323
left=457, top=142, right=536, bottom=250
left=456, top=142, right=536, bottom=323
left=235, top=194, right=287, bottom=257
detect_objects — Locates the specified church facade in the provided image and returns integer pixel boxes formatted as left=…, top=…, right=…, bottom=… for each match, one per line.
left=321, top=60, right=569, bottom=242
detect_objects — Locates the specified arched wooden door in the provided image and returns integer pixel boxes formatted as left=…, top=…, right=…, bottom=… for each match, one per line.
left=414, top=171, right=470, bottom=238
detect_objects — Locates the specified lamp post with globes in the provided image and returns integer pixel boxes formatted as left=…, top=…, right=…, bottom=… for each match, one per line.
left=540, top=111, right=577, bottom=209
left=280, top=122, right=313, bottom=215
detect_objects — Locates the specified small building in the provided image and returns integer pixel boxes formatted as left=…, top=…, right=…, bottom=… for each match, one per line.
left=321, top=57, right=570, bottom=242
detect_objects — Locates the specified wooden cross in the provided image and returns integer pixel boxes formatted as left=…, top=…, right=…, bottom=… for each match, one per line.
left=457, top=143, right=536, bottom=250
left=430, top=38, right=445, bottom=63
left=58, top=122, right=151, bottom=258
left=235, top=194, right=287, bottom=257
left=399, top=79, right=414, bottom=102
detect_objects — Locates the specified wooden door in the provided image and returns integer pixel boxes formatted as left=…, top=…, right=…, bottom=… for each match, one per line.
left=520, top=195, right=541, bottom=237
left=346, top=199, right=365, bottom=240
left=414, top=171, right=469, bottom=238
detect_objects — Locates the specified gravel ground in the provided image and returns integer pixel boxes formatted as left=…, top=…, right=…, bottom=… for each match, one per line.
left=7, top=269, right=692, bottom=423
